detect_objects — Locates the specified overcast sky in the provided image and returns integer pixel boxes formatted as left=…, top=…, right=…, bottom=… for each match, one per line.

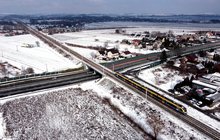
left=0, top=0, right=219, bottom=15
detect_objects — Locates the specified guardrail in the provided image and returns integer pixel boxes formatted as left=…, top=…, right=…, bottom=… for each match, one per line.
left=0, top=67, right=84, bottom=83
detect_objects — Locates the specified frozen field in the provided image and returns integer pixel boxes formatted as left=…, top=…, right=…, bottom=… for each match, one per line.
left=0, top=88, right=148, bottom=139
left=50, top=25, right=209, bottom=59
left=0, top=78, right=212, bottom=140
left=51, top=28, right=161, bottom=57
left=0, top=34, right=81, bottom=77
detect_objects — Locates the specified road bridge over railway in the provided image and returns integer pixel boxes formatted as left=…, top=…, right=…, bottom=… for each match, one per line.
left=17, top=21, right=220, bottom=140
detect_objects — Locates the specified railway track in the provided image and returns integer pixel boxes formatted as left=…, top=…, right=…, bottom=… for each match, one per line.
left=19, top=21, right=220, bottom=140
left=111, top=74, right=220, bottom=140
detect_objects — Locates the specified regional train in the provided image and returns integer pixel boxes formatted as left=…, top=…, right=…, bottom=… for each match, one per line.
left=115, top=72, right=187, bottom=114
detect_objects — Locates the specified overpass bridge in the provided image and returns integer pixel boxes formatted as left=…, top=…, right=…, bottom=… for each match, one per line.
left=16, top=21, right=220, bottom=140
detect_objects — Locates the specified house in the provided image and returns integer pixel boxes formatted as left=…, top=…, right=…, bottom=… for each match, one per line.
left=121, top=51, right=132, bottom=58
left=115, top=29, right=126, bottom=34
left=97, top=48, right=120, bottom=60
left=186, top=54, right=198, bottom=63
left=186, top=64, right=207, bottom=75
left=97, top=50, right=107, bottom=60
left=206, top=32, right=216, bottom=39
left=196, top=63, right=205, bottom=70
left=121, top=39, right=131, bottom=45
left=132, top=39, right=141, bottom=47
left=107, top=48, right=120, bottom=59
left=206, top=51, right=214, bottom=60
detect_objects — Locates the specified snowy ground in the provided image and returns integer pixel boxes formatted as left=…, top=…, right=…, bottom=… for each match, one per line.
left=0, top=34, right=81, bottom=77
left=138, top=65, right=187, bottom=91
left=51, top=29, right=161, bottom=57
left=0, top=78, right=211, bottom=140
left=0, top=84, right=148, bottom=140
left=50, top=25, right=203, bottom=60
left=137, top=65, right=220, bottom=130
left=92, top=78, right=211, bottom=140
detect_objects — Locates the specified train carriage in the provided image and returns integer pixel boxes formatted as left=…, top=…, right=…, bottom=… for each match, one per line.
left=115, top=72, right=187, bottom=114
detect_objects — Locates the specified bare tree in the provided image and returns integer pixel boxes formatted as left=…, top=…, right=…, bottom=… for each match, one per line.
left=26, top=67, right=35, bottom=74
left=167, top=30, right=174, bottom=38
left=21, top=67, right=34, bottom=75
left=21, top=66, right=27, bottom=75
left=1, top=65, right=8, bottom=77
left=148, top=113, right=165, bottom=140
left=104, top=41, right=109, bottom=48
left=152, top=41, right=161, bottom=50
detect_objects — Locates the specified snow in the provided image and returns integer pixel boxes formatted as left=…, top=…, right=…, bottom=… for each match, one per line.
left=68, top=46, right=97, bottom=60
left=92, top=78, right=209, bottom=140
left=193, top=80, right=218, bottom=90
left=0, top=83, right=147, bottom=140
left=138, top=65, right=186, bottom=91
left=0, top=77, right=211, bottom=140
left=215, top=112, right=220, bottom=119
left=187, top=106, right=220, bottom=131
left=0, top=113, right=5, bottom=139
left=137, top=65, right=220, bottom=132
left=0, top=34, right=81, bottom=76
left=51, top=29, right=161, bottom=56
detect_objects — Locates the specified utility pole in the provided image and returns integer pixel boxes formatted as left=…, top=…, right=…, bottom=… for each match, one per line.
left=145, top=89, right=148, bottom=100
left=46, top=64, right=48, bottom=72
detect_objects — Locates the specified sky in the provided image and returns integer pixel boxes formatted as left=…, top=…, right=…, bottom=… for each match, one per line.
left=0, top=0, right=219, bottom=15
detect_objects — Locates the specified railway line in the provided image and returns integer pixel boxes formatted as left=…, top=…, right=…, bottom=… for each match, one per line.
left=18, top=21, right=220, bottom=140
left=103, top=42, right=220, bottom=71
left=113, top=73, right=220, bottom=140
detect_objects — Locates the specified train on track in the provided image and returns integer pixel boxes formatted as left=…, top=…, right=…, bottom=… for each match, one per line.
left=115, top=72, right=187, bottom=114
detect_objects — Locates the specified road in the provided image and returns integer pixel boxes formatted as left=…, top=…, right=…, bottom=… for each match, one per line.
left=0, top=70, right=101, bottom=97
left=19, top=21, right=220, bottom=140
left=0, top=69, right=85, bottom=88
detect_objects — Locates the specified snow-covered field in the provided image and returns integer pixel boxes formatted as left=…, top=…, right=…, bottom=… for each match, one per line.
left=0, top=34, right=81, bottom=77
left=0, top=78, right=211, bottom=140
left=51, top=29, right=161, bottom=57
left=50, top=25, right=206, bottom=60
left=0, top=85, right=148, bottom=140
left=138, top=65, right=187, bottom=91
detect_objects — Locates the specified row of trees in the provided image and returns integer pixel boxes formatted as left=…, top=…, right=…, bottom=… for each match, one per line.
left=0, top=66, right=35, bottom=78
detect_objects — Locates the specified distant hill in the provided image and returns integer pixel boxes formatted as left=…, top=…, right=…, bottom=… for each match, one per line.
left=2, top=14, right=220, bottom=24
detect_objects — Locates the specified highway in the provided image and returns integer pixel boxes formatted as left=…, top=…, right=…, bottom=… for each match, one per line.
left=0, top=70, right=101, bottom=97
left=18, top=21, right=220, bottom=140
left=0, top=69, right=85, bottom=88
left=0, top=71, right=101, bottom=98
